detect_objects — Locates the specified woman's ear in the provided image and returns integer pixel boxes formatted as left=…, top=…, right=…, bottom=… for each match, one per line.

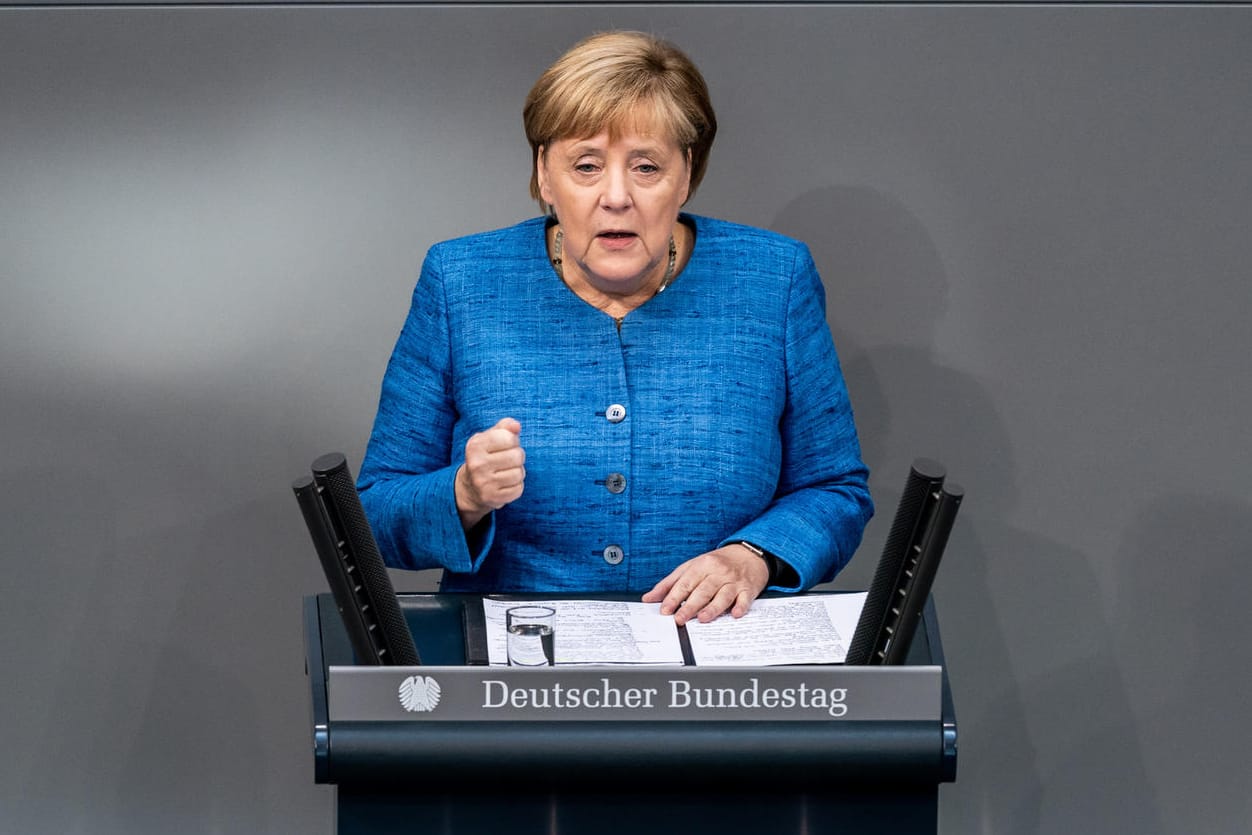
left=536, top=145, right=554, bottom=207
left=679, top=146, right=693, bottom=205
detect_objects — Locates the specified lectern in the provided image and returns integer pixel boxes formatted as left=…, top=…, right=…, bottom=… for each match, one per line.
left=303, top=592, right=957, bottom=834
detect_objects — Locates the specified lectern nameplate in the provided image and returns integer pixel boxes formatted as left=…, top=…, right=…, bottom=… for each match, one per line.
left=328, top=665, right=942, bottom=723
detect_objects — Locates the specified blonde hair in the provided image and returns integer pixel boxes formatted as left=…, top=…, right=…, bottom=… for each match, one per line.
left=523, top=31, right=717, bottom=207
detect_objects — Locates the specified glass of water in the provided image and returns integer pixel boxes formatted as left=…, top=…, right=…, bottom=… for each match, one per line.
left=506, top=605, right=556, bottom=666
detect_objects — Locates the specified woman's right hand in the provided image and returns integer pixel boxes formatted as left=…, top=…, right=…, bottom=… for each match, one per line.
left=455, top=418, right=526, bottom=530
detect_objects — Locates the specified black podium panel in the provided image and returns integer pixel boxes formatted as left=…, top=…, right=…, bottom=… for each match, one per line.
left=335, top=785, right=938, bottom=835
left=303, top=592, right=957, bottom=834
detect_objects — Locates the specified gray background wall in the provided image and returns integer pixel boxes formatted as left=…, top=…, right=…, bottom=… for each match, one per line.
left=2, top=4, right=1249, bottom=833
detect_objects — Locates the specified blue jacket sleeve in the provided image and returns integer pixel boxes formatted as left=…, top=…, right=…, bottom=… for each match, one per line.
left=357, top=247, right=496, bottom=572
left=721, top=244, right=874, bottom=590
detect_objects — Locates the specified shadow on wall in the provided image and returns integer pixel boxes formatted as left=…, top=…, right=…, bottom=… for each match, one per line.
left=774, top=187, right=1165, bottom=833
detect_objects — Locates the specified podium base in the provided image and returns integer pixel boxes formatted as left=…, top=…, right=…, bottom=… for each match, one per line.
left=338, top=786, right=938, bottom=834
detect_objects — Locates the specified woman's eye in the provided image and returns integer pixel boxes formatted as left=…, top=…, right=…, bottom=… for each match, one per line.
left=574, top=163, right=599, bottom=174
left=635, top=164, right=659, bottom=175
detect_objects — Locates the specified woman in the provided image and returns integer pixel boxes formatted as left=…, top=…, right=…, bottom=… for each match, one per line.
left=358, top=31, right=872, bottom=626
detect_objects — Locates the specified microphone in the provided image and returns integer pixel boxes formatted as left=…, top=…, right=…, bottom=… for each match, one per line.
left=294, top=452, right=420, bottom=666
left=846, top=458, right=961, bottom=665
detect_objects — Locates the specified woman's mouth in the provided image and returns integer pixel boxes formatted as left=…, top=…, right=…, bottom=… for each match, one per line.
left=597, top=231, right=638, bottom=249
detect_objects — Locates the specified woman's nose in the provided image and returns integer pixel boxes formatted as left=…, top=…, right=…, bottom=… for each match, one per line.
left=599, top=166, right=633, bottom=209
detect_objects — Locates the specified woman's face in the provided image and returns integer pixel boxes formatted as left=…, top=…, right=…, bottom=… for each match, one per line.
left=538, top=124, right=690, bottom=296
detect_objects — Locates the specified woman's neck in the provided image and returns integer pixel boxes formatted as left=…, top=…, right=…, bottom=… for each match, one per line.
left=548, top=219, right=693, bottom=321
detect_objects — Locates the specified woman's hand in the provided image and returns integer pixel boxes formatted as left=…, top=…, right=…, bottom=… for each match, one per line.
left=455, top=418, right=525, bottom=530
left=641, top=543, right=770, bottom=626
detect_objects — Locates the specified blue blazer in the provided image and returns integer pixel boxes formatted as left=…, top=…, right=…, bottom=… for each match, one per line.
left=358, top=214, right=873, bottom=593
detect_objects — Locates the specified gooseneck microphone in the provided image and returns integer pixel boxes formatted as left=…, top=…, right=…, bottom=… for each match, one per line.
left=846, top=458, right=963, bottom=666
left=294, top=452, right=420, bottom=666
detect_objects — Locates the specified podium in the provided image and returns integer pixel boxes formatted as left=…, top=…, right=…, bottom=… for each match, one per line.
left=303, top=592, right=957, bottom=834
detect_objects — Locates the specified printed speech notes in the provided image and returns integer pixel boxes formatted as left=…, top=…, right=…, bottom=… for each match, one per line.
left=683, top=593, right=866, bottom=666
left=483, top=593, right=867, bottom=667
left=484, top=599, right=685, bottom=666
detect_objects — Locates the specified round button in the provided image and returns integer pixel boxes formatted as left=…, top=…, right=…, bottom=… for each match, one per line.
left=606, top=404, right=627, bottom=423
left=605, top=473, right=626, bottom=494
left=602, top=544, right=624, bottom=565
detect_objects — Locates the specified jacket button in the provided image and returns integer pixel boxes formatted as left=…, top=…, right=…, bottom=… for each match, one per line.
left=602, top=545, right=624, bottom=565
left=605, top=472, right=626, bottom=494
left=606, top=404, right=627, bottom=423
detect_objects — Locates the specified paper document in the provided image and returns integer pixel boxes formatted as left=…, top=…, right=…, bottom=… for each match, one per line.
left=483, top=598, right=685, bottom=666
left=683, top=592, right=867, bottom=666
left=483, top=592, right=868, bottom=667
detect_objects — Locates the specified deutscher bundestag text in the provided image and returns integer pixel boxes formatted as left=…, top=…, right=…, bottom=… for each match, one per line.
left=481, top=677, right=849, bottom=717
